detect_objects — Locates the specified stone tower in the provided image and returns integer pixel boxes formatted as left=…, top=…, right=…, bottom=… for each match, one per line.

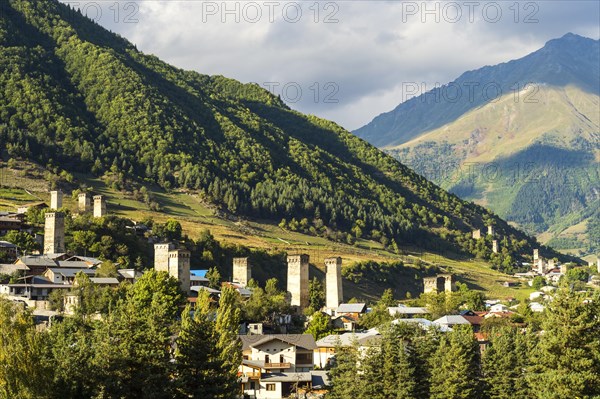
left=78, top=192, right=91, bottom=213
left=533, top=249, right=539, bottom=262
left=287, top=254, right=309, bottom=308
left=492, top=240, right=498, bottom=254
left=154, top=243, right=190, bottom=293
left=44, top=212, right=65, bottom=254
left=537, top=258, right=545, bottom=275
left=472, top=229, right=481, bottom=239
left=93, top=195, right=106, bottom=218
left=423, top=274, right=455, bottom=294
left=440, top=274, right=456, bottom=292
left=50, top=190, right=63, bottom=210
left=597, top=257, right=600, bottom=274
left=487, top=225, right=494, bottom=236
left=168, top=249, right=191, bottom=294
left=423, top=276, right=445, bottom=293
left=233, top=257, right=252, bottom=287
left=154, top=243, right=174, bottom=272
left=325, top=257, right=343, bottom=309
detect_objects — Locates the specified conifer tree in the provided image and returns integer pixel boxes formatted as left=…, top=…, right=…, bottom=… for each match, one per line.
left=360, top=345, right=386, bottom=399
left=482, top=327, right=520, bottom=399
left=174, top=303, right=229, bottom=398
left=430, top=325, right=481, bottom=399
left=215, top=286, right=242, bottom=399
left=528, top=289, right=600, bottom=398
left=327, top=340, right=361, bottom=399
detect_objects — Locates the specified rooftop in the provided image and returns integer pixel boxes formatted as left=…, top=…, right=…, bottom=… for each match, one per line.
left=336, top=303, right=367, bottom=314
left=240, top=334, right=317, bottom=351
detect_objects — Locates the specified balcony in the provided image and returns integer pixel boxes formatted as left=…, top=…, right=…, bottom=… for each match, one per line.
left=264, top=362, right=291, bottom=369
left=238, top=371, right=261, bottom=379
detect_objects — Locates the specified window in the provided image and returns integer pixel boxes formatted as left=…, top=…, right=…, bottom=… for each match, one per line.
left=266, top=384, right=276, bottom=391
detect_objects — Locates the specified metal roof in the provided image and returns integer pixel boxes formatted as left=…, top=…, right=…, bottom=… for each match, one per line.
left=90, top=277, right=120, bottom=285
left=336, top=303, right=367, bottom=313
left=240, top=334, right=317, bottom=351
left=260, top=373, right=312, bottom=383
left=388, top=306, right=429, bottom=315
left=433, top=315, right=471, bottom=326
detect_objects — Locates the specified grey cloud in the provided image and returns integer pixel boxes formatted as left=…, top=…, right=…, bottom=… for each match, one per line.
left=60, top=0, right=599, bottom=130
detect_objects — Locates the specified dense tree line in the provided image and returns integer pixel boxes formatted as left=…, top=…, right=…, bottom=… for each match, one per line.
left=0, top=271, right=241, bottom=399
left=328, top=289, right=600, bottom=399
left=0, top=0, right=570, bottom=265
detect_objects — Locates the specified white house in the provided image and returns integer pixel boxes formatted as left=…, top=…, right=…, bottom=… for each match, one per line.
left=238, top=334, right=317, bottom=399
left=529, top=302, right=545, bottom=312
left=489, top=304, right=509, bottom=313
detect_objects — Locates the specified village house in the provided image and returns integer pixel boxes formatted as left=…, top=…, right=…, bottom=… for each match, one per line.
left=315, top=330, right=381, bottom=369
left=0, top=215, right=22, bottom=235
left=0, top=275, right=71, bottom=302
left=0, top=241, right=18, bottom=260
left=16, top=202, right=48, bottom=215
left=433, top=315, right=472, bottom=329
left=387, top=305, right=429, bottom=318
left=43, top=268, right=96, bottom=284
left=238, top=334, right=318, bottom=399
left=335, top=302, right=367, bottom=318
left=331, top=314, right=359, bottom=331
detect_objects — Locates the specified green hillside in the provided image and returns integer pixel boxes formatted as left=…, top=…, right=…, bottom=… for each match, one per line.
left=355, top=34, right=599, bottom=257
left=0, top=0, right=576, bottom=278
left=388, top=85, right=600, bottom=256
left=0, top=161, right=535, bottom=301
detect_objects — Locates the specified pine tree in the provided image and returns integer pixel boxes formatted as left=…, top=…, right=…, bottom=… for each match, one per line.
left=214, top=286, right=242, bottom=399
left=327, top=340, right=361, bottom=399
left=360, top=346, right=386, bottom=399
left=430, top=325, right=482, bottom=399
left=482, top=327, right=520, bottom=399
left=174, top=304, right=228, bottom=398
left=528, top=289, right=600, bottom=398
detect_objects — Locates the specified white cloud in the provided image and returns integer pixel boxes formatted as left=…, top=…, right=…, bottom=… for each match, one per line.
left=61, top=0, right=600, bottom=130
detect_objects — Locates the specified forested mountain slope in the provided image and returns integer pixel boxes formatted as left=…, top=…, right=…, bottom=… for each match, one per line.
left=0, top=0, right=571, bottom=268
left=355, top=34, right=599, bottom=257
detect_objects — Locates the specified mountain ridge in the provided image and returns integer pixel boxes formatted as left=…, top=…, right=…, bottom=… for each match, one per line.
left=0, top=0, right=575, bottom=269
left=354, top=33, right=599, bottom=257
left=354, top=33, right=600, bottom=148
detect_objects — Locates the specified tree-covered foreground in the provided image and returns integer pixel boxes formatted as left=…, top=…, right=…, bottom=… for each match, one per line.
left=329, top=289, right=600, bottom=399
left=0, top=271, right=241, bottom=399
left=1, top=280, right=599, bottom=399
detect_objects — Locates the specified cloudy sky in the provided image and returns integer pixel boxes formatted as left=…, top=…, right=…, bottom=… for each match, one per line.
left=61, top=0, right=599, bottom=131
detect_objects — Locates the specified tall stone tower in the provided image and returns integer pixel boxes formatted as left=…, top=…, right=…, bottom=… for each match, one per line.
left=44, top=212, right=65, bottom=254
left=287, top=254, right=309, bottom=309
left=440, top=274, right=456, bottom=292
left=154, top=243, right=190, bottom=293
left=78, top=192, right=91, bottom=213
left=492, top=240, right=498, bottom=254
left=325, top=257, right=343, bottom=309
left=233, top=257, right=252, bottom=287
left=154, top=243, right=174, bottom=272
left=533, top=249, right=539, bottom=262
left=537, top=258, right=545, bottom=275
left=168, top=249, right=191, bottom=294
left=487, top=225, right=495, bottom=236
left=50, top=190, right=63, bottom=210
left=93, top=195, right=106, bottom=218
left=423, top=277, right=438, bottom=293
